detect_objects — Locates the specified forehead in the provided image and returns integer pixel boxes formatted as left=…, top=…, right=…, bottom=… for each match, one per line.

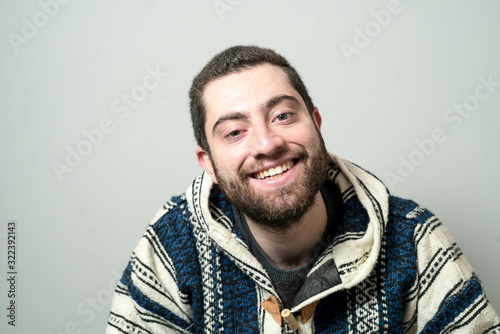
left=202, top=63, right=302, bottom=125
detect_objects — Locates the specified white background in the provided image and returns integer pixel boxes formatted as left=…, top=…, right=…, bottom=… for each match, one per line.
left=1, top=1, right=499, bottom=333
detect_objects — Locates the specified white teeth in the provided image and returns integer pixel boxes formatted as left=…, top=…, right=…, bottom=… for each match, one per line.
left=254, top=160, right=295, bottom=180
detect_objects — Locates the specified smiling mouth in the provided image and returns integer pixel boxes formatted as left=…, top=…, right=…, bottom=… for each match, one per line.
left=252, top=160, right=296, bottom=180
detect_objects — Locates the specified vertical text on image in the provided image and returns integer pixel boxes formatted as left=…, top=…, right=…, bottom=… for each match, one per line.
left=6, top=221, right=18, bottom=326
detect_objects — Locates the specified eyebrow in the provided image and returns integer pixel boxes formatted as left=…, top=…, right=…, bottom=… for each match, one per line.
left=212, top=111, right=249, bottom=135
left=265, top=94, right=300, bottom=110
left=211, top=94, right=301, bottom=135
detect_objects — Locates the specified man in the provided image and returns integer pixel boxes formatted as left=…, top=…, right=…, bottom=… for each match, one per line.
left=107, top=46, right=500, bottom=333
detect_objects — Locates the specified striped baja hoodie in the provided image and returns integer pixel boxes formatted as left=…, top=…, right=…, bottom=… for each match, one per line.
left=107, top=154, right=500, bottom=333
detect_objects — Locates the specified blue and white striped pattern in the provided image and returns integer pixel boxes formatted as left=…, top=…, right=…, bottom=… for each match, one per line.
left=107, top=154, right=500, bottom=333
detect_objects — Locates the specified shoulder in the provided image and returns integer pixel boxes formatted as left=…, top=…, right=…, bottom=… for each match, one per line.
left=152, top=194, right=192, bottom=229
left=129, top=193, right=201, bottom=270
left=149, top=193, right=197, bottom=248
left=132, top=193, right=202, bottom=285
left=385, top=195, right=443, bottom=248
left=387, top=195, right=436, bottom=226
left=386, top=195, right=459, bottom=256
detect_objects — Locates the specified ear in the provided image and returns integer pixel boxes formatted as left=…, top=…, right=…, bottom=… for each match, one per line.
left=196, top=147, right=218, bottom=184
left=312, top=107, right=322, bottom=131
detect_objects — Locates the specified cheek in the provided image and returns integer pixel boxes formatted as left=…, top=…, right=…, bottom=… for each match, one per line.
left=286, top=127, right=319, bottom=146
left=212, top=147, right=245, bottom=172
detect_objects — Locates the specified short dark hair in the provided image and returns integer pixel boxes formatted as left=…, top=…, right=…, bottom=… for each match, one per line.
left=189, top=45, right=315, bottom=153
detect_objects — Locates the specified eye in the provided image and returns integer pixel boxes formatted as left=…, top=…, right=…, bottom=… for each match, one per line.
left=220, top=124, right=246, bottom=143
left=227, top=130, right=241, bottom=137
left=275, top=113, right=291, bottom=122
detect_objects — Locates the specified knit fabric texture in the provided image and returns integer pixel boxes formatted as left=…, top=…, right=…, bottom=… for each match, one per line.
left=106, top=154, right=500, bottom=333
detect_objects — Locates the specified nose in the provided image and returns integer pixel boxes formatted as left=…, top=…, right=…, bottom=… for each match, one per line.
left=248, top=125, right=286, bottom=158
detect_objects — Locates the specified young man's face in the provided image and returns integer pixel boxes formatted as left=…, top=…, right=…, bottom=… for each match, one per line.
left=196, top=63, right=328, bottom=229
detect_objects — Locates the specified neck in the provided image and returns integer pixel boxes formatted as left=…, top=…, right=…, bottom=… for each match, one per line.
left=245, top=192, right=327, bottom=270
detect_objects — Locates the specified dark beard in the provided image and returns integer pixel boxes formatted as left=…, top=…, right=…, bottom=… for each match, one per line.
left=211, top=134, right=328, bottom=231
